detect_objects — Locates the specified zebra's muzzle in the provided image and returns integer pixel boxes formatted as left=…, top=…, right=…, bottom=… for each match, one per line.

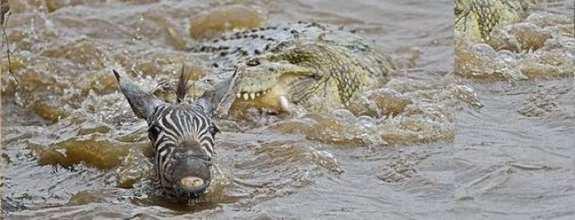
left=172, top=156, right=212, bottom=194
left=180, top=176, right=205, bottom=192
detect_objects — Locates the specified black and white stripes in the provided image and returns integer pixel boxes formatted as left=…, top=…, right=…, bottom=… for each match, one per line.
left=146, top=104, right=217, bottom=186
left=113, top=69, right=224, bottom=200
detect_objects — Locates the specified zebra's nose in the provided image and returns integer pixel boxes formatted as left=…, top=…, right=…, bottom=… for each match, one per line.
left=174, top=157, right=211, bottom=193
left=180, top=176, right=205, bottom=191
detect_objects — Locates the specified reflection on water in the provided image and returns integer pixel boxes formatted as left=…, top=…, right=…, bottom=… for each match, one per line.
left=1, top=0, right=574, bottom=219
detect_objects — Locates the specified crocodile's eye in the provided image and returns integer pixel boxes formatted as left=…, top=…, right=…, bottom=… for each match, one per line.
left=311, top=73, right=321, bottom=80
left=247, top=58, right=260, bottom=66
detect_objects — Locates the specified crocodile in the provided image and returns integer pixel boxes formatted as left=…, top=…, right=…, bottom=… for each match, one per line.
left=455, top=0, right=530, bottom=41
left=188, top=22, right=396, bottom=115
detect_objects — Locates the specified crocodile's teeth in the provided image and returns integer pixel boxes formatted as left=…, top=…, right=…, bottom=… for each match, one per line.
left=255, top=92, right=261, bottom=97
left=279, top=95, right=290, bottom=112
left=236, top=93, right=241, bottom=98
left=249, top=93, right=255, bottom=100
left=242, top=93, right=249, bottom=100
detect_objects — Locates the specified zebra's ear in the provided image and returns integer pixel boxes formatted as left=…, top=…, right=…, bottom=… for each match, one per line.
left=196, top=67, right=243, bottom=118
left=113, top=70, right=165, bottom=119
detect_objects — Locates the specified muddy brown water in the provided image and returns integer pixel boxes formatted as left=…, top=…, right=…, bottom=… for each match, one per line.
left=1, top=0, right=574, bottom=219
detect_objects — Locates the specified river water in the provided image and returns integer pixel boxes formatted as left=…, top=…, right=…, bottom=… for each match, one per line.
left=1, top=0, right=574, bottom=219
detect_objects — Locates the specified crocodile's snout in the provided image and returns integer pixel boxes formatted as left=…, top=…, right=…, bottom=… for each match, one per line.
left=231, top=60, right=316, bottom=112
left=235, top=61, right=314, bottom=95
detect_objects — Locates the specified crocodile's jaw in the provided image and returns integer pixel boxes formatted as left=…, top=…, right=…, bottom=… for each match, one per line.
left=233, top=73, right=301, bottom=113
left=231, top=61, right=314, bottom=113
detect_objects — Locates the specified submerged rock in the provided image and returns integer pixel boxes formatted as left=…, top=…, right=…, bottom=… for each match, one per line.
left=488, top=22, right=552, bottom=52
left=30, top=135, right=131, bottom=170
left=455, top=8, right=575, bottom=81
left=189, top=5, right=266, bottom=39
left=41, top=39, right=105, bottom=70
left=30, top=101, right=67, bottom=123
left=266, top=110, right=382, bottom=146
left=455, top=39, right=517, bottom=80
left=348, top=88, right=413, bottom=118
left=456, top=34, right=574, bottom=81
left=67, top=190, right=108, bottom=206
left=83, top=71, right=119, bottom=95
left=115, top=148, right=153, bottom=188
left=135, top=11, right=188, bottom=50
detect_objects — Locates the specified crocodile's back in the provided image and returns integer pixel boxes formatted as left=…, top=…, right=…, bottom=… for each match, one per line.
left=190, top=22, right=393, bottom=83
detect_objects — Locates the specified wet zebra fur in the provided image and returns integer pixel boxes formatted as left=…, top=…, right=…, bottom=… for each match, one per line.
left=113, top=68, right=221, bottom=200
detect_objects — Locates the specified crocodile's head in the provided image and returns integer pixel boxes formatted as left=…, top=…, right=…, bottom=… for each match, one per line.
left=231, top=54, right=317, bottom=113
left=225, top=41, right=388, bottom=115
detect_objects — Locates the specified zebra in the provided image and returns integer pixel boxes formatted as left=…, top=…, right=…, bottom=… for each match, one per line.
left=113, top=67, right=237, bottom=200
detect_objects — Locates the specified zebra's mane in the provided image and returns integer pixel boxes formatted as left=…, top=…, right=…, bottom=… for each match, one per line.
left=176, top=65, right=190, bottom=104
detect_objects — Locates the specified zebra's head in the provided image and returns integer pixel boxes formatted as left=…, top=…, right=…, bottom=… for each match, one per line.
left=113, top=69, right=220, bottom=199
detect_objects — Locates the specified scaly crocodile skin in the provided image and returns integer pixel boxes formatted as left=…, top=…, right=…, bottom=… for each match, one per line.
left=455, top=0, right=528, bottom=41
left=190, top=22, right=395, bottom=113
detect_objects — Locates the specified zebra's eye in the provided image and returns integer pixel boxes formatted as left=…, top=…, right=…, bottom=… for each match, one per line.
left=148, top=125, right=161, bottom=140
left=209, top=125, right=219, bottom=136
